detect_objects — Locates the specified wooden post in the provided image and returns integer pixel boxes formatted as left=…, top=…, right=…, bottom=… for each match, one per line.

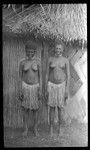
left=41, top=40, right=49, bottom=123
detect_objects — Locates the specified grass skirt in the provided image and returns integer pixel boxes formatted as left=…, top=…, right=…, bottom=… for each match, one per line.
left=47, top=81, right=66, bottom=123
left=21, top=81, right=39, bottom=110
left=48, top=81, right=66, bottom=108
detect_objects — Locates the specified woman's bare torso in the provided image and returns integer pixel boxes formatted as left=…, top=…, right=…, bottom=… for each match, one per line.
left=49, top=57, right=66, bottom=84
left=22, top=60, right=39, bottom=85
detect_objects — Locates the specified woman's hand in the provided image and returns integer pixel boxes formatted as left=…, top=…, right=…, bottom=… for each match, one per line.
left=38, top=88, right=42, bottom=100
left=45, top=90, right=49, bottom=103
left=45, top=90, right=49, bottom=98
left=19, top=91, right=24, bottom=101
left=65, top=91, right=68, bottom=99
left=64, top=87, right=69, bottom=105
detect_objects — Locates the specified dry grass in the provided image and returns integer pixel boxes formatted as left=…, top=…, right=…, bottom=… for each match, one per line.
left=3, top=4, right=87, bottom=42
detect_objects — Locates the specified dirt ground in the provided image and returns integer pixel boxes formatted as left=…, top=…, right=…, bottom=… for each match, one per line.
left=4, top=119, right=88, bottom=147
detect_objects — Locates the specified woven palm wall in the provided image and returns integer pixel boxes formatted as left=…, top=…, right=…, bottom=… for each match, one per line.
left=3, top=36, right=24, bottom=127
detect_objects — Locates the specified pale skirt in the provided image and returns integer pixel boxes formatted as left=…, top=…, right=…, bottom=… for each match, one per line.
left=47, top=81, right=66, bottom=123
left=48, top=81, right=66, bottom=108
left=21, top=81, right=39, bottom=110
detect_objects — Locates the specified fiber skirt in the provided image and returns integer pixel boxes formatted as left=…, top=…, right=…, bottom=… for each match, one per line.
left=48, top=81, right=66, bottom=108
left=21, top=81, right=39, bottom=110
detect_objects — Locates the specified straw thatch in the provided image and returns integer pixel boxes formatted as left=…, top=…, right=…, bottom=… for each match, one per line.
left=3, top=4, right=87, bottom=43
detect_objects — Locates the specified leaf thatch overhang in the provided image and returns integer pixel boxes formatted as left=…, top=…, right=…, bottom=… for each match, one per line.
left=3, top=4, right=87, bottom=49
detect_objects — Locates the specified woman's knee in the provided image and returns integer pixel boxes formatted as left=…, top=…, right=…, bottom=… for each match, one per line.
left=58, top=107, right=61, bottom=120
left=32, top=109, right=39, bottom=122
left=22, top=107, right=30, bottom=120
left=49, top=106, right=55, bottom=124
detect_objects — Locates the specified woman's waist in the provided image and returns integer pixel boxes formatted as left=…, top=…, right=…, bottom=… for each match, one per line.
left=22, top=76, right=39, bottom=84
left=50, top=67, right=65, bottom=74
left=23, top=72, right=39, bottom=79
left=49, top=74, right=66, bottom=84
left=48, top=80, right=66, bottom=87
left=22, top=80, right=39, bottom=87
left=48, top=79, right=66, bottom=85
left=49, top=70, right=66, bottom=78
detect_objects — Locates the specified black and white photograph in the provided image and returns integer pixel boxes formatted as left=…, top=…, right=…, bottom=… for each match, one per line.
left=3, top=4, right=87, bottom=147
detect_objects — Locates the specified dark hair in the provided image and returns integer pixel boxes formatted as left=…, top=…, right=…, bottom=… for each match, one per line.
left=25, top=44, right=36, bottom=51
left=55, top=40, right=66, bottom=51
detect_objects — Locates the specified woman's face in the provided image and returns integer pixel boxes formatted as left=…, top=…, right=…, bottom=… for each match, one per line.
left=55, top=44, right=64, bottom=56
left=26, top=49, right=35, bottom=59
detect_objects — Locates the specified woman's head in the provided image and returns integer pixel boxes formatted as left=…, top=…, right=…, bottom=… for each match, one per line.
left=55, top=43, right=64, bottom=56
left=25, top=44, right=36, bottom=59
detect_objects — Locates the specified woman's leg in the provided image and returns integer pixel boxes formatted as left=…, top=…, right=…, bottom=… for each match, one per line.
left=22, top=107, right=29, bottom=136
left=32, top=109, right=39, bottom=136
left=49, top=106, right=55, bottom=137
left=58, top=106, right=64, bottom=136
left=58, top=106, right=62, bottom=135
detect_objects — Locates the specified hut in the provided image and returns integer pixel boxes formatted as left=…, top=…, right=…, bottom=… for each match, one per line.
left=3, top=4, right=87, bottom=129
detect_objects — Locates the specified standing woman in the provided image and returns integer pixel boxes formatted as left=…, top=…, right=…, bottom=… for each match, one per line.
left=19, top=44, right=41, bottom=137
left=47, top=42, right=70, bottom=137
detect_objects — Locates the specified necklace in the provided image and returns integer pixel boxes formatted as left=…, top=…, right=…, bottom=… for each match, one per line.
left=55, top=54, right=62, bottom=58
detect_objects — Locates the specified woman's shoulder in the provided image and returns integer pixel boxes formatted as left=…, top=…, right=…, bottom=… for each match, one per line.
left=49, top=56, right=55, bottom=62
left=19, top=59, right=28, bottom=66
left=49, top=57, right=57, bottom=67
left=31, top=58, right=40, bottom=70
left=58, top=56, right=69, bottom=63
left=62, top=56, right=69, bottom=64
left=32, top=63, right=38, bottom=71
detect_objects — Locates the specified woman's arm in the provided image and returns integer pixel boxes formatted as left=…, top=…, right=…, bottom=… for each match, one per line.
left=19, top=61, right=24, bottom=100
left=45, top=57, right=52, bottom=100
left=46, top=58, right=50, bottom=84
left=38, top=61, right=42, bottom=99
left=65, top=58, right=70, bottom=95
left=19, top=61, right=23, bottom=80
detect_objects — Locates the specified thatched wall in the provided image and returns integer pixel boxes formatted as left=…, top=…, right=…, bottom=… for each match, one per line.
left=3, top=36, right=25, bottom=127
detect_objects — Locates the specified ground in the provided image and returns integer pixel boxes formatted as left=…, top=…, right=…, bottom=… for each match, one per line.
left=4, top=119, right=88, bottom=147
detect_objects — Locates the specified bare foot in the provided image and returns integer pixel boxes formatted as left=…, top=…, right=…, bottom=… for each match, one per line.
left=34, top=130, right=39, bottom=137
left=22, top=130, right=28, bottom=137
left=10, top=134, right=14, bottom=138
left=50, top=127, right=54, bottom=138
left=58, top=128, right=64, bottom=137
left=50, top=132, right=54, bottom=138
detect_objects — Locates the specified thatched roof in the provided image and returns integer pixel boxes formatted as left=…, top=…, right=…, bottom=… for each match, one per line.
left=3, top=4, right=87, bottom=43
